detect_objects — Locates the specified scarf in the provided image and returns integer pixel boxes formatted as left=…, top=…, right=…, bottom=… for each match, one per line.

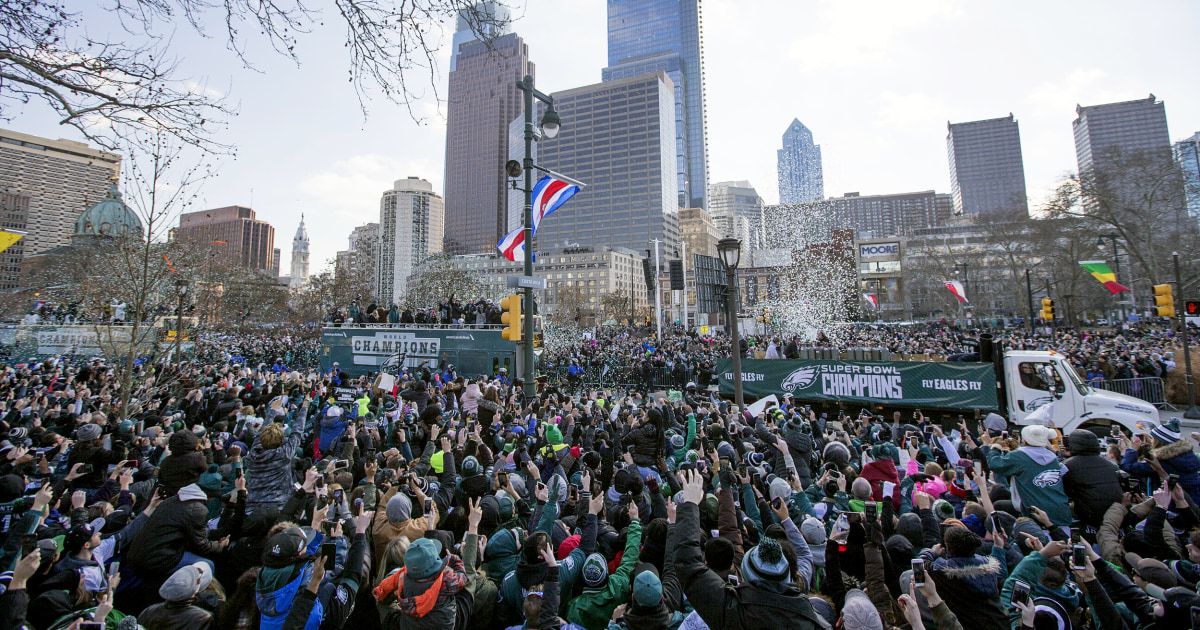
left=373, top=567, right=444, bottom=618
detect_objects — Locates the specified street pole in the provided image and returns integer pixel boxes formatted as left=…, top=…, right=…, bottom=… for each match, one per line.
left=726, top=266, right=744, bottom=411
left=174, top=281, right=186, bottom=361
left=681, top=240, right=688, bottom=331
left=653, top=239, right=662, bottom=342
left=517, top=74, right=557, bottom=400
left=1025, top=269, right=1034, bottom=331
left=1174, top=252, right=1200, bottom=419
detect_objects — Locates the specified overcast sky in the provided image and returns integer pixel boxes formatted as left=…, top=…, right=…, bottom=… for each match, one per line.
left=12, top=0, right=1200, bottom=272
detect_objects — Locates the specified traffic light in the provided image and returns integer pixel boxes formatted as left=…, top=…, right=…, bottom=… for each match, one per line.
left=1186, top=300, right=1200, bottom=317
left=1040, top=298, right=1055, bottom=321
left=1154, top=283, right=1175, bottom=317
left=500, top=294, right=522, bottom=341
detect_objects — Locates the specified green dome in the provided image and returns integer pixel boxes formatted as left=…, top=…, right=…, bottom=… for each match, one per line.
left=74, top=182, right=143, bottom=238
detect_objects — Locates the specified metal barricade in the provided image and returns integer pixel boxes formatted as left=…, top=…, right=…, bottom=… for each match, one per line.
left=1089, top=377, right=1176, bottom=410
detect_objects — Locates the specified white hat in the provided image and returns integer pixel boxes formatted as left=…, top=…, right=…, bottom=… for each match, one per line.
left=1021, top=425, right=1052, bottom=448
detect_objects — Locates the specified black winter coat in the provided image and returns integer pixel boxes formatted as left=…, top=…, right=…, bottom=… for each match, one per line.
left=1063, top=431, right=1123, bottom=527
left=126, top=487, right=222, bottom=578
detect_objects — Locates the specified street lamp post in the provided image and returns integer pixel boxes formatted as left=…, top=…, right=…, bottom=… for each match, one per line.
left=718, top=238, right=744, bottom=411
left=174, top=278, right=188, bottom=361
left=516, top=74, right=561, bottom=401
left=1173, top=252, right=1200, bottom=419
left=1098, top=234, right=1126, bottom=322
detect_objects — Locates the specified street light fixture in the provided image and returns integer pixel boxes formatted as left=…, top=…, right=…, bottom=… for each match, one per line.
left=540, top=103, right=561, bottom=139
left=717, top=237, right=744, bottom=411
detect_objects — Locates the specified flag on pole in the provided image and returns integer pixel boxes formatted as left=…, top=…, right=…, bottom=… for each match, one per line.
left=944, top=280, right=968, bottom=303
left=1079, top=260, right=1130, bottom=294
left=0, top=230, right=24, bottom=256
left=864, top=293, right=878, bottom=310
left=497, top=176, right=581, bottom=262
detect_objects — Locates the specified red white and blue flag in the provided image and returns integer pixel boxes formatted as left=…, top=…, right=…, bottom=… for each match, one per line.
left=497, top=176, right=581, bottom=261
left=864, top=294, right=878, bottom=310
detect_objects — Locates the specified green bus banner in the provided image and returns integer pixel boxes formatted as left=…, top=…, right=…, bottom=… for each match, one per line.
left=716, top=358, right=998, bottom=410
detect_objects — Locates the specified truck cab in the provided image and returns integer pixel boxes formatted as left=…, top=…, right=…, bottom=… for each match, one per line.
left=1003, top=350, right=1159, bottom=436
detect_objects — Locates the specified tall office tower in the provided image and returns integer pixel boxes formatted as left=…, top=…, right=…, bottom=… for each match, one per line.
left=604, top=0, right=708, bottom=210
left=0, top=129, right=121, bottom=257
left=174, top=206, right=277, bottom=273
left=1175, top=132, right=1200, bottom=219
left=777, top=119, right=824, bottom=204
left=443, top=28, right=534, bottom=255
left=347, top=222, right=380, bottom=288
left=709, top=181, right=765, bottom=249
left=709, top=210, right=750, bottom=250
left=946, top=114, right=1029, bottom=216
left=377, top=178, right=443, bottom=305
left=288, top=215, right=310, bottom=289
left=449, top=1, right=512, bottom=72
left=532, top=72, right=679, bottom=256
left=1074, top=95, right=1171, bottom=173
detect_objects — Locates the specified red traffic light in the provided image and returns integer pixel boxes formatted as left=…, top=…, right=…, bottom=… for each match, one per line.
left=1187, top=300, right=1200, bottom=315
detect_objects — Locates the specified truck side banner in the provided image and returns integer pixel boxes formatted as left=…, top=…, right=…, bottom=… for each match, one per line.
left=717, top=359, right=998, bottom=410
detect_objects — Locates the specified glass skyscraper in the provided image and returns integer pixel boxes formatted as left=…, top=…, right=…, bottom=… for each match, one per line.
left=777, top=119, right=824, bottom=204
left=603, top=0, right=707, bottom=211
left=531, top=72, right=680, bottom=257
left=946, top=115, right=1028, bottom=216
left=1175, top=132, right=1200, bottom=220
left=442, top=31, right=533, bottom=255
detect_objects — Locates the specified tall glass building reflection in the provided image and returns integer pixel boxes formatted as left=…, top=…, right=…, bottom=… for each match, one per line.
left=946, top=115, right=1028, bottom=216
left=603, top=0, right=707, bottom=211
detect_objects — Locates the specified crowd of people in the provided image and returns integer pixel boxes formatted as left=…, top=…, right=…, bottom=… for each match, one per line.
left=2, top=319, right=1200, bottom=630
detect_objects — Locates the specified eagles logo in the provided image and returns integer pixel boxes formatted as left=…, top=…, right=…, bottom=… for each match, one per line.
left=782, top=366, right=819, bottom=392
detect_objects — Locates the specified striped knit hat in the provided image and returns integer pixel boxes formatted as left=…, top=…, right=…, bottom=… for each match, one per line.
left=1151, top=418, right=1182, bottom=445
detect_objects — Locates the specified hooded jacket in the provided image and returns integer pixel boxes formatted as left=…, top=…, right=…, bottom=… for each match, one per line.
left=159, top=431, right=209, bottom=496
left=127, top=484, right=224, bottom=578
left=378, top=554, right=468, bottom=630
left=1062, top=430, right=1122, bottom=527
left=461, top=384, right=480, bottom=416
left=986, top=445, right=1071, bottom=526
left=921, top=545, right=1010, bottom=630
left=1122, top=437, right=1200, bottom=508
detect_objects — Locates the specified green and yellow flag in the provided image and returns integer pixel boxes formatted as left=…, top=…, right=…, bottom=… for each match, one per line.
left=1079, top=261, right=1130, bottom=295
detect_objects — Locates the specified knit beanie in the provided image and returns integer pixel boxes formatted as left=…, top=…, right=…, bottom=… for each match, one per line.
left=546, top=424, right=563, bottom=445
left=1152, top=418, right=1183, bottom=445
left=769, top=478, right=792, bottom=503
left=581, top=552, right=609, bottom=588
left=801, top=516, right=827, bottom=567
left=198, top=464, right=223, bottom=492
left=740, top=537, right=790, bottom=583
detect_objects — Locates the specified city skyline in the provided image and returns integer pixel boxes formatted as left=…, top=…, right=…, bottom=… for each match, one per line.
left=7, top=1, right=1200, bottom=272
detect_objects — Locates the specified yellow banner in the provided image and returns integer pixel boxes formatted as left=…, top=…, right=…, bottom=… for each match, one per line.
left=0, top=231, right=23, bottom=255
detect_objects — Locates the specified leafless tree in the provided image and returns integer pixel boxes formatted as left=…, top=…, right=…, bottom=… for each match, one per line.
left=2, top=0, right=516, bottom=150
left=403, top=252, right=485, bottom=310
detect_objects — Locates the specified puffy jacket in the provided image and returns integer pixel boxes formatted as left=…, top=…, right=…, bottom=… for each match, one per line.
left=127, top=484, right=224, bottom=578
left=921, top=546, right=1009, bottom=630
left=624, top=422, right=660, bottom=468
left=246, top=407, right=306, bottom=514
left=1122, top=437, right=1200, bottom=508
left=461, top=384, right=480, bottom=416
left=1062, top=430, right=1122, bottom=527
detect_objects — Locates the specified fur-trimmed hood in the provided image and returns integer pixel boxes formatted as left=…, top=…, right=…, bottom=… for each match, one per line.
left=1155, top=437, right=1195, bottom=461
left=932, top=554, right=1004, bottom=596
